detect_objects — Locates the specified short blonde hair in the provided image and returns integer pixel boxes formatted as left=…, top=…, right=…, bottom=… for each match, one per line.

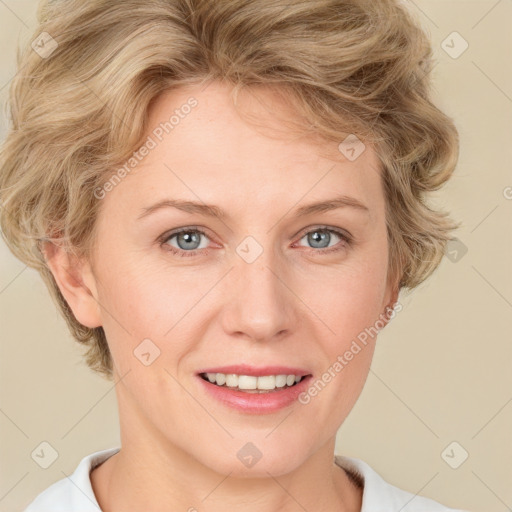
left=0, top=0, right=460, bottom=380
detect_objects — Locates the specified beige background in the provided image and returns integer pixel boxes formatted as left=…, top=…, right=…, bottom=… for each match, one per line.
left=0, top=1, right=510, bottom=511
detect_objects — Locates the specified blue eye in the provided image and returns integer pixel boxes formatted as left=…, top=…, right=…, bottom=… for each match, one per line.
left=160, top=227, right=210, bottom=257
left=296, top=227, right=351, bottom=253
left=159, top=226, right=352, bottom=258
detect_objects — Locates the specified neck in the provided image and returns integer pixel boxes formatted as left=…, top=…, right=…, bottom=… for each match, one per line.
left=91, top=387, right=363, bottom=512
left=92, top=438, right=362, bottom=512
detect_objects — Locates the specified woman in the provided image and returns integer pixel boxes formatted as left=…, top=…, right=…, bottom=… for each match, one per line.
left=0, top=0, right=469, bottom=510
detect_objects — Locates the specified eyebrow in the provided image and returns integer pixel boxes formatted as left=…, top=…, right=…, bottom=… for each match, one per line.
left=137, top=194, right=370, bottom=221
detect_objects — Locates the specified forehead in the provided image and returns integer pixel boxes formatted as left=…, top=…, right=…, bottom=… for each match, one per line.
left=105, top=81, right=385, bottom=220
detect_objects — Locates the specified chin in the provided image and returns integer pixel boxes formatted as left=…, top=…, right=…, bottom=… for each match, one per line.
left=196, top=442, right=308, bottom=478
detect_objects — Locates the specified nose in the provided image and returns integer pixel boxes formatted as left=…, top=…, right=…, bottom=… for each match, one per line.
left=220, top=252, right=298, bottom=343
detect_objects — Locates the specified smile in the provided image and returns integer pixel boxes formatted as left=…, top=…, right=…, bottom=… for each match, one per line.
left=199, top=372, right=304, bottom=393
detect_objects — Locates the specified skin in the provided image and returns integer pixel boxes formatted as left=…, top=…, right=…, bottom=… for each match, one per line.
left=45, top=80, right=399, bottom=512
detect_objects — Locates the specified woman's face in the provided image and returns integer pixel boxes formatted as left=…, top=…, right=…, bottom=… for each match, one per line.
left=84, top=81, right=397, bottom=476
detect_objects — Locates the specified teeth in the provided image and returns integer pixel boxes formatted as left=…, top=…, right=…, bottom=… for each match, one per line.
left=225, top=373, right=238, bottom=387
left=257, top=375, right=276, bottom=390
left=238, top=375, right=257, bottom=390
left=203, top=373, right=304, bottom=391
left=275, top=375, right=287, bottom=388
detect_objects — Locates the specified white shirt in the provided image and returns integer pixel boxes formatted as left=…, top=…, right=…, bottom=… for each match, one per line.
left=23, top=447, right=469, bottom=511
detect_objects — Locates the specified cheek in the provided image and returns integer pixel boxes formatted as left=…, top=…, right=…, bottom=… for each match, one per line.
left=299, top=267, right=384, bottom=427
left=302, top=245, right=388, bottom=403
left=93, top=253, right=215, bottom=379
left=304, top=249, right=389, bottom=344
left=331, top=270, right=387, bottom=341
left=91, top=256, right=176, bottom=363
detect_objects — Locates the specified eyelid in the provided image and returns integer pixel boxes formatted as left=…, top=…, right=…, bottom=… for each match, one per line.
left=294, top=224, right=353, bottom=242
left=158, top=224, right=353, bottom=257
left=158, top=226, right=218, bottom=258
left=159, top=224, right=352, bottom=244
left=158, top=225, right=212, bottom=243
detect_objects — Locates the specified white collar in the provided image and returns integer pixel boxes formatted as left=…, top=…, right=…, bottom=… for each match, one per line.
left=24, top=447, right=467, bottom=511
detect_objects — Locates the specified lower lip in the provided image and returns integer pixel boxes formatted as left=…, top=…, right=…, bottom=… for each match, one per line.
left=196, top=375, right=313, bottom=414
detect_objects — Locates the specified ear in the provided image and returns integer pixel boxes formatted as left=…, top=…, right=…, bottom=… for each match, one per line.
left=386, top=284, right=400, bottom=310
left=42, top=242, right=102, bottom=328
left=380, top=279, right=401, bottom=329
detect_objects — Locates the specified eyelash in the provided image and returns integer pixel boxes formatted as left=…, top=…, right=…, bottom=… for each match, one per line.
left=158, top=226, right=353, bottom=258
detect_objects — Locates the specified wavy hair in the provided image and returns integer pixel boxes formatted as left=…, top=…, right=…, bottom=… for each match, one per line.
left=0, top=0, right=460, bottom=379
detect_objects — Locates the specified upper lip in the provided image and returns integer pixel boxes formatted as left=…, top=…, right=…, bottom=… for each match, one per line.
left=197, top=365, right=311, bottom=377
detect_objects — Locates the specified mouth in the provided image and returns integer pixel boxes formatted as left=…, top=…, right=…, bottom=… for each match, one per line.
left=196, top=364, right=313, bottom=415
left=195, top=365, right=313, bottom=413
left=198, top=372, right=308, bottom=393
